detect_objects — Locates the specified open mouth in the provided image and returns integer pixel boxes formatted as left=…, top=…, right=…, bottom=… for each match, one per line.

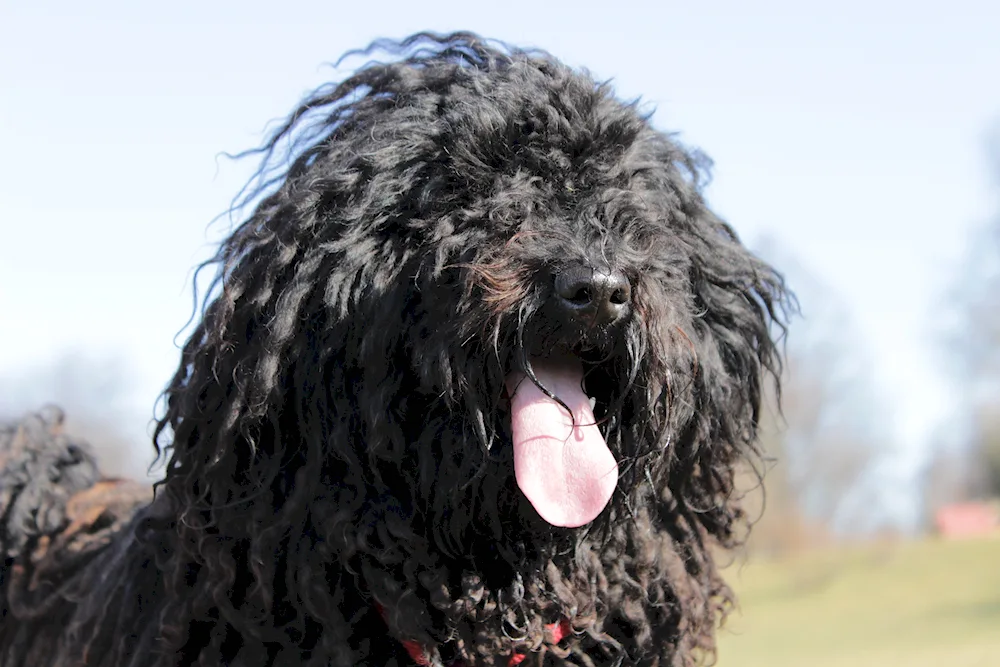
left=504, top=353, right=620, bottom=528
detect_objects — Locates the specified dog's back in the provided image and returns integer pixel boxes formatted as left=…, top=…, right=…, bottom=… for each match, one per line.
left=0, top=408, right=152, bottom=665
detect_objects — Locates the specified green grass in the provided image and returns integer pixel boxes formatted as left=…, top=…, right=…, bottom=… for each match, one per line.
left=716, top=536, right=1000, bottom=667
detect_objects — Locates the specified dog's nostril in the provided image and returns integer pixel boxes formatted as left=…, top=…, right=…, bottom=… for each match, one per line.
left=609, top=286, right=630, bottom=305
left=566, top=286, right=593, bottom=305
left=554, top=264, right=631, bottom=325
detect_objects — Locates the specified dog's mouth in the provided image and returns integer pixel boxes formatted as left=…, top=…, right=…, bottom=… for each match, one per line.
left=504, top=354, right=619, bottom=528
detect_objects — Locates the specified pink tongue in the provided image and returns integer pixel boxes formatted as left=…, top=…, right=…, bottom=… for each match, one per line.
left=506, top=356, right=619, bottom=527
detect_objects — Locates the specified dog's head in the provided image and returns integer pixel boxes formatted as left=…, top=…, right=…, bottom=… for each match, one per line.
left=153, top=32, right=790, bottom=664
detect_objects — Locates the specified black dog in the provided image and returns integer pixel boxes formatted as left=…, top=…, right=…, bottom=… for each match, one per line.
left=0, top=32, right=789, bottom=666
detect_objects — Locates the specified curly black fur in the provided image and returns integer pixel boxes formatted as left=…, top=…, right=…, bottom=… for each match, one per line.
left=0, top=32, right=791, bottom=667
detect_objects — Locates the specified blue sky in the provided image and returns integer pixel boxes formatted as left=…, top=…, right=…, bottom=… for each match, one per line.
left=2, top=1, right=998, bottom=524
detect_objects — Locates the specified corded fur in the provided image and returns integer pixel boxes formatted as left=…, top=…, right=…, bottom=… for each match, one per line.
left=0, top=32, right=791, bottom=666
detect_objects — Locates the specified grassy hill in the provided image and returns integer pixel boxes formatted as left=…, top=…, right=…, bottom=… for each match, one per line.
left=716, top=536, right=1000, bottom=667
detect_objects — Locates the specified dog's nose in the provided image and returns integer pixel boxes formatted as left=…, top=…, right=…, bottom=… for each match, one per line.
left=554, top=264, right=631, bottom=325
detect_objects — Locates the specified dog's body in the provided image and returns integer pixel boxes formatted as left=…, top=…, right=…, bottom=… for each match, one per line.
left=1, top=33, right=789, bottom=666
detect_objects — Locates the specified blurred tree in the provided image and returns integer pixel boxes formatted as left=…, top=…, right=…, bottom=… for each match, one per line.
left=740, top=239, right=887, bottom=554
left=0, top=351, right=153, bottom=480
left=932, top=128, right=1000, bottom=503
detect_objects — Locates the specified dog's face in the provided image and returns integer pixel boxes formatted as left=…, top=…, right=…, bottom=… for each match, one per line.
left=405, top=81, right=705, bottom=528
left=322, top=56, right=781, bottom=535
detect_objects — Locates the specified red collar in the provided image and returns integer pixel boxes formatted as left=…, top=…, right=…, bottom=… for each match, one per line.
left=377, top=604, right=571, bottom=666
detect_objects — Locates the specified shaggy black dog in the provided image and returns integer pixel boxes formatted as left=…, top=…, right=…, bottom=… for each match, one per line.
left=0, top=32, right=790, bottom=667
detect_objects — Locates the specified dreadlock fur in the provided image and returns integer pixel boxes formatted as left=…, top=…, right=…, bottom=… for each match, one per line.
left=1, top=32, right=791, bottom=667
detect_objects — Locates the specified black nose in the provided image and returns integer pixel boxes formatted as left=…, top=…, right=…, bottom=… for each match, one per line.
left=554, top=264, right=631, bottom=325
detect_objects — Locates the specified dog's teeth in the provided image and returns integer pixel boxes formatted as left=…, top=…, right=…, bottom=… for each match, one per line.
left=589, top=396, right=597, bottom=410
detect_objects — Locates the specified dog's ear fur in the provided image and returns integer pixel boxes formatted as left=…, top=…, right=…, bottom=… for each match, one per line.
left=666, top=156, right=790, bottom=547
